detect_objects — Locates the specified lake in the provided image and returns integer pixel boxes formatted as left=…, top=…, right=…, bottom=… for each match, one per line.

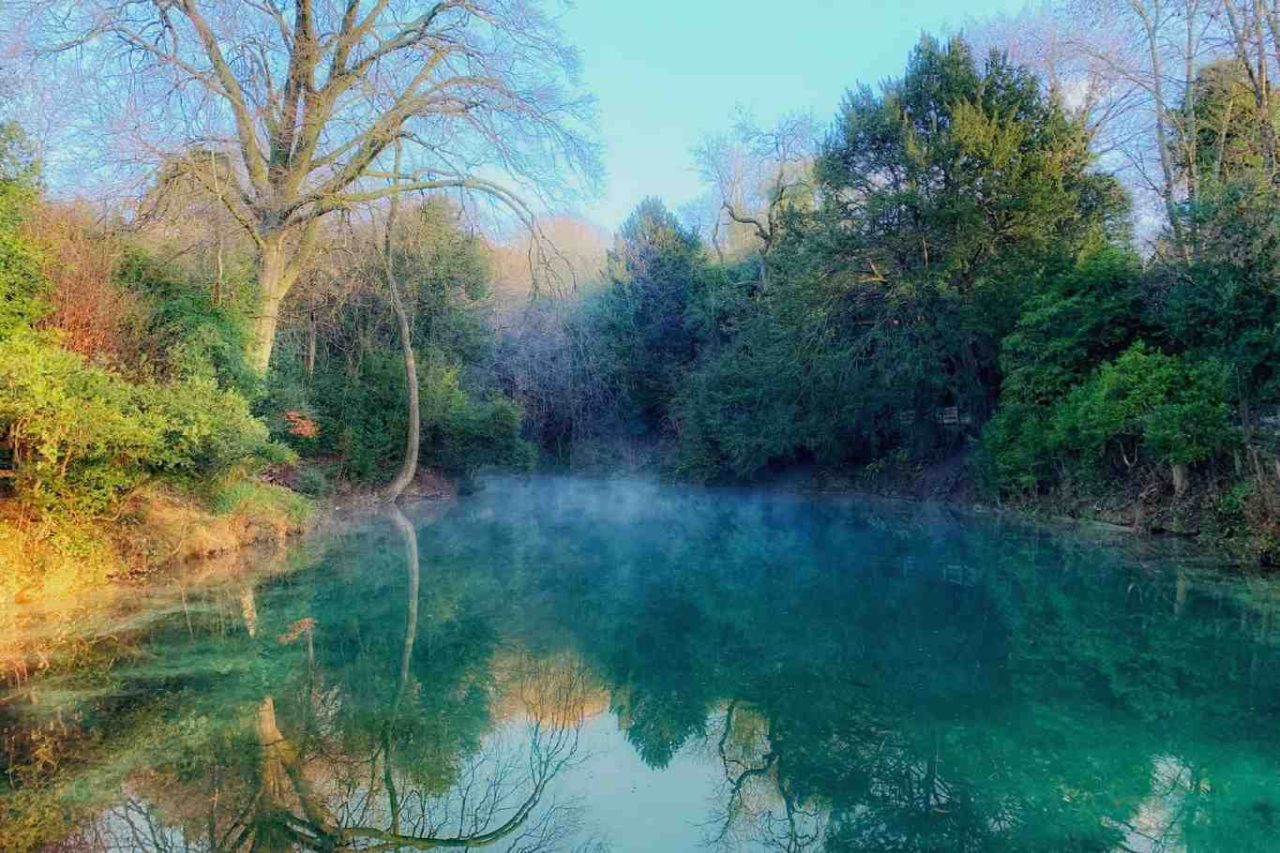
left=4, top=475, right=1280, bottom=851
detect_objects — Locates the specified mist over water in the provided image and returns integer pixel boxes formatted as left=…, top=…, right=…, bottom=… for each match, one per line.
left=4, top=475, right=1280, bottom=851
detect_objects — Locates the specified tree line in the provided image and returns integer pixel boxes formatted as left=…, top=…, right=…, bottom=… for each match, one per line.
left=1, top=1, right=1279, bottom=563
left=502, top=30, right=1280, bottom=559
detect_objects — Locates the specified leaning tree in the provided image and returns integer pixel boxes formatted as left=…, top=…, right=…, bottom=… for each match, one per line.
left=9, top=0, right=597, bottom=373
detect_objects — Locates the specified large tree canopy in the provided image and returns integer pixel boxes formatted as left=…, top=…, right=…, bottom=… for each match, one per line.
left=11, top=0, right=598, bottom=372
left=667, top=37, right=1125, bottom=479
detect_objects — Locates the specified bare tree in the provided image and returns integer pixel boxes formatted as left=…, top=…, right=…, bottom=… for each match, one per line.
left=9, top=0, right=598, bottom=374
left=972, top=1, right=1230, bottom=250
left=489, top=214, right=609, bottom=314
left=135, top=149, right=256, bottom=304
left=963, top=7, right=1148, bottom=156
left=1211, top=0, right=1280, bottom=179
left=693, top=111, right=818, bottom=282
left=706, top=700, right=826, bottom=852
left=1061, top=0, right=1184, bottom=249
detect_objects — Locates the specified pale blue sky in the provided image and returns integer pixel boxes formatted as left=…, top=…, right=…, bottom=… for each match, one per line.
left=560, top=0, right=1032, bottom=229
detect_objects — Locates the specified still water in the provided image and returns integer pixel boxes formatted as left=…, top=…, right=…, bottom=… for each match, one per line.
left=4, top=475, right=1280, bottom=851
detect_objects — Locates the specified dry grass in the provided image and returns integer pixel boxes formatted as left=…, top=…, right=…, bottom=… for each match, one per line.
left=123, top=481, right=311, bottom=565
left=0, top=508, right=118, bottom=608
left=0, top=481, right=312, bottom=621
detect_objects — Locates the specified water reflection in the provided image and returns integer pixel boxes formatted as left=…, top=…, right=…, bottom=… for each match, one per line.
left=4, top=476, right=1280, bottom=851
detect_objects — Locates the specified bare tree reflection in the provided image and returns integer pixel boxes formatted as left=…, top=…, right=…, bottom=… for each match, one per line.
left=62, top=506, right=592, bottom=852
left=705, top=701, right=825, bottom=852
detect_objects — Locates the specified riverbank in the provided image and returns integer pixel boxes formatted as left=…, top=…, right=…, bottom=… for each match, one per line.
left=790, top=450, right=1280, bottom=567
left=5, top=450, right=1272, bottom=639
left=0, top=481, right=312, bottom=614
left=0, top=463, right=468, bottom=620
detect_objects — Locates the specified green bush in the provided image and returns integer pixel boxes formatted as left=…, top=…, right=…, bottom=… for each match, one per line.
left=269, top=351, right=533, bottom=484
left=985, top=250, right=1150, bottom=493
left=146, top=376, right=289, bottom=475
left=271, top=351, right=406, bottom=481
left=0, top=126, right=44, bottom=336
left=116, top=249, right=257, bottom=393
left=208, top=480, right=311, bottom=526
left=1056, top=343, right=1234, bottom=469
left=419, top=360, right=535, bottom=476
left=0, top=330, right=283, bottom=513
left=0, top=332, right=159, bottom=512
left=293, top=463, right=337, bottom=497
left=0, top=227, right=44, bottom=335
left=989, top=341, right=1235, bottom=494
left=430, top=393, right=536, bottom=477
left=673, top=348, right=801, bottom=481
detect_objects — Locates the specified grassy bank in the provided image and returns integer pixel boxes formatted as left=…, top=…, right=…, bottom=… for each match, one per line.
left=0, top=481, right=311, bottom=615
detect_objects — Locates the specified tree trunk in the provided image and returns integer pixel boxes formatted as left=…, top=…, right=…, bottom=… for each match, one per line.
left=239, top=584, right=258, bottom=638
left=305, top=308, right=317, bottom=379
left=250, top=228, right=318, bottom=376
left=1143, top=12, right=1187, bottom=257
left=384, top=503, right=420, bottom=834
left=250, top=236, right=290, bottom=375
left=381, top=269, right=420, bottom=501
left=381, top=170, right=420, bottom=503
left=256, top=696, right=290, bottom=806
left=1172, top=462, right=1189, bottom=497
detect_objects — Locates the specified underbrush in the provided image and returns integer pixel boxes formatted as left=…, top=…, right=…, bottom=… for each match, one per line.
left=987, top=458, right=1280, bottom=565
left=206, top=480, right=312, bottom=527
left=118, top=481, right=312, bottom=569
left=793, top=445, right=1280, bottom=566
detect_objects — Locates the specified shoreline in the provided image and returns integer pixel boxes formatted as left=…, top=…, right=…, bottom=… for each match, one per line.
left=1, top=468, right=464, bottom=648
left=4, top=458, right=1269, bottom=633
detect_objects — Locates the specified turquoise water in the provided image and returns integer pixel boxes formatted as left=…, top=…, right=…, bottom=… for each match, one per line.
left=4, top=475, right=1280, bottom=851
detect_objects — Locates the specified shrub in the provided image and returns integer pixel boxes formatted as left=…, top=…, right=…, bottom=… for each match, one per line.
left=0, top=226, right=44, bottom=336
left=421, top=361, right=536, bottom=476
left=1055, top=343, right=1234, bottom=471
left=30, top=203, right=142, bottom=363
left=272, top=346, right=533, bottom=484
left=0, top=332, right=161, bottom=512
left=208, top=481, right=311, bottom=527
left=988, top=342, right=1236, bottom=494
left=145, top=376, right=288, bottom=476
left=0, top=331, right=284, bottom=514
left=293, top=463, right=336, bottom=497
left=0, top=135, right=44, bottom=336
left=115, top=248, right=257, bottom=392
left=985, top=251, right=1152, bottom=494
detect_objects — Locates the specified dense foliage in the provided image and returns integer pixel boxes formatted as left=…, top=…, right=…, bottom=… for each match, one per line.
left=267, top=199, right=533, bottom=490
left=0, top=127, right=286, bottom=515
left=0, top=333, right=279, bottom=513
left=502, top=36, right=1280, bottom=556
left=515, top=38, right=1123, bottom=473
left=5, top=27, right=1280, bottom=557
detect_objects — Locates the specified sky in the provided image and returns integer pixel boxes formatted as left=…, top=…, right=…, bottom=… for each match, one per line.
left=559, top=0, right=1033, bottom=231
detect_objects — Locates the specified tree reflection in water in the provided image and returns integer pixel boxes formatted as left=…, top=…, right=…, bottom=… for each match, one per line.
left=71, top=696, right=587, bottom=852
left=707, top=700, right=825, bottom=852
left=6, top=476, right=1280, bottom=851
left=35, top=504, right=592, bottom=853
